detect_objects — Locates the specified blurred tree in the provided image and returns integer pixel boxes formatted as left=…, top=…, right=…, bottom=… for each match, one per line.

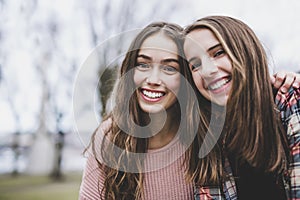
left=11, top=131, right=21, bottom=176
left=26, top=2, right=75, bottom=177
left=46, top=16, right=74, bottom=180
left=99, top=66, right=117, bottom=116
left=50, top=113, right=65, bottom=180
left=26, top=54, right=55, bottom=175
left=4, top=79, right=23, bottom=177
left=0, top=35, right=23, bottom=176
left=0, top=1, right=23, bottom=176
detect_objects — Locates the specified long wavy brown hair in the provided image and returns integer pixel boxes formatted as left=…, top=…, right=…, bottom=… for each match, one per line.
left=183, top=16, right=290, bottom=185
left=88, top=22, right=200, bottom=199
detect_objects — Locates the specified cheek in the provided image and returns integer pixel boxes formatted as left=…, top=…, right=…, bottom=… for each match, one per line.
left=168, top=75, right=181, bottom=94
left=222, top=56, right=233, bottom=72
left=192, top=73, right=204, bottom=91
left=133, top=70, right=142, bottom=86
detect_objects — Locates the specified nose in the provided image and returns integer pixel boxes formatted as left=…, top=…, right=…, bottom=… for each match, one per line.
left=146, top=65, right=162, bottom=85
left=200, top=56, right=218, bottom=77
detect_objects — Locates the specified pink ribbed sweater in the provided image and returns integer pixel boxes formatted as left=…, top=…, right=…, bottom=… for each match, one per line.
left=79, top=121, right=193, bottom=200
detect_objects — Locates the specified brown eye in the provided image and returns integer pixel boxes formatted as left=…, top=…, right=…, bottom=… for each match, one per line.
left=214, top=49, right=225, bottom=57
left=190, top=62, right=202, bottom=71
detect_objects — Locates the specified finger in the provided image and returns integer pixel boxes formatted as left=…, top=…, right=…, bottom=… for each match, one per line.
left=279, top=75, right=295, bottom=93
left=270, top=75, right=275, bottom=84
left=293, top=74, right=300, bottom=88
left=273, top=71, right=286, bottom=89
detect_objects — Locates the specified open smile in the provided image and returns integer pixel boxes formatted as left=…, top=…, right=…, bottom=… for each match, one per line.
left=207, top=76, right=231, bottom=91
left=140, top=89, right=166, bottom=102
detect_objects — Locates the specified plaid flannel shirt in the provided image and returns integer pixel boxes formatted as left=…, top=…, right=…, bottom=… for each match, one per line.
left=194, top=87, right=300, bottom=200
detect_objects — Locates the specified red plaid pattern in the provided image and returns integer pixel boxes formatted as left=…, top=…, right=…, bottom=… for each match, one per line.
left=194, top=87, right=300, bottom=200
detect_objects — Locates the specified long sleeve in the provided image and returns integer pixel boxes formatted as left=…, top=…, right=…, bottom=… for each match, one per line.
left=79, top=118, right=112, bottom=200
left=79, top=153, right=105, bottom=200
left=276, top=87, right=300, bottom=200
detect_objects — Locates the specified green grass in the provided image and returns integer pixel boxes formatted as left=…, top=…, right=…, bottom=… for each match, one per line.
left=0, top=172, right=82, bottom=200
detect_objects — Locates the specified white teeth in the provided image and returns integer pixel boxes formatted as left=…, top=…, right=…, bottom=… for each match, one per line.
left=142, top=90, right=164, bottom=98
left=208, top=78, right=230, bottom=90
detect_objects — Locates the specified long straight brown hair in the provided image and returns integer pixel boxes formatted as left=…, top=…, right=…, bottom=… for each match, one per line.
left=88, top=21, right=200, bottom=199
left=183, top=15, right=290, bottom=185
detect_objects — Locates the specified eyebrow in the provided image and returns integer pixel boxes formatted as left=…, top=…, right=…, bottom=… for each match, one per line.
left=188, top=43, right=222, bottom=63
left=137, top=54, right=179, bottom=64
left=137, top=54, right=152, bottom=60
left=162, top=58, right=179, bottom=64
left=208, top=43, right=222, bottom=52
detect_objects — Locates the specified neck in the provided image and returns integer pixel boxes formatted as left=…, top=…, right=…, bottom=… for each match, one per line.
left=147, top=107, right=179, bottom=149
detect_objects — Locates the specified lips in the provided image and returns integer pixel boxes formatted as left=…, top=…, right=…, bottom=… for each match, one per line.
left=207, top=76, right=231, bottom=91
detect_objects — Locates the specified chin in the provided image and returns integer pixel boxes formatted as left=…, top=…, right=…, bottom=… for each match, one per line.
left=213, top=97, right=228, bottom=106
left=140, top=105, right=166, bottom=114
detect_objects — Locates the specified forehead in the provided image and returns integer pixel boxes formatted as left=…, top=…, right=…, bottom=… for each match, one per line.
left=139, top=33, right=179, bottom=58
left=185, top=28, right=218, bottom=44
left=184, top=28, right=219, bottom=56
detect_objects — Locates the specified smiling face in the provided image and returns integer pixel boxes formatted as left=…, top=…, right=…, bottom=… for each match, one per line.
left=134, top=33, right=181, bottom=113
left=184, top=28, right=232, bottom=106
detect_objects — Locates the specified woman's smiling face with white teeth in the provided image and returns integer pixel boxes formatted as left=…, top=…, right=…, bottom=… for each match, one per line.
left=184, top=28, right=233, bottom=106
left=133, top=33, right=181, bottom=113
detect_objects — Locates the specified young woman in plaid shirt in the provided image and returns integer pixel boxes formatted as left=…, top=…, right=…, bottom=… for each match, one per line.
left=183, top=15, right=300, bottom=200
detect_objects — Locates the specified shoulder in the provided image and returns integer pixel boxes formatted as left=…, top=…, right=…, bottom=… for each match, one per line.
left=275, top=87, right=300, bottom=143
left=80, top=138, right=106, bottom=199
left=92, top=117, right=113, bottom=144
left=79, top=152, right=105, bottom=200
left=275, top=87, right=300, bottom=122
left=79, top=118, right=113, bottom=199
left=84, top=117, right=113, bottom=162
left=276, top=89, right=300, bottom=199
left=90, top=117, right=113, bottom=157
left=97, top=117, right=113, bottom=136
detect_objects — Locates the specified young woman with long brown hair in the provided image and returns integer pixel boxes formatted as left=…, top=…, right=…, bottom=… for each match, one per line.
left=79, top=22, right=201, bottom=200
left=183, top=15, right=300, bottom=200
